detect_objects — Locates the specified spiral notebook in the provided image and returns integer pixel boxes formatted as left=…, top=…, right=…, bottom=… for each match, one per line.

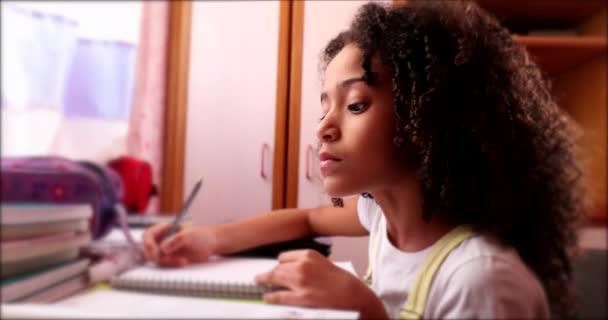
left=111, top=256, right=356, bottom=300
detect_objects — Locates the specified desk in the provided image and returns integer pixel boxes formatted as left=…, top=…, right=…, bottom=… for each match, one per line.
left=3, top=285, right=359, bottom=319
left=102, top=227, right=145, bottom=245
left=3, top=229, right=359, bottom=319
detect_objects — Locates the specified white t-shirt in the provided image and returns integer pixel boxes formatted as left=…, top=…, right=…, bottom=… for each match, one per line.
left=357, top=196, right=550, bottom=319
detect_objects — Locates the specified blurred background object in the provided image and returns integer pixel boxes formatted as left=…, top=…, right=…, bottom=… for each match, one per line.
left=1, top=1, right=168, bottom=213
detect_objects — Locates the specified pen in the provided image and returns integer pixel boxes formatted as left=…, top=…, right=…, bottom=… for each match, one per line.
left=163, top=179, right=203, bottom=241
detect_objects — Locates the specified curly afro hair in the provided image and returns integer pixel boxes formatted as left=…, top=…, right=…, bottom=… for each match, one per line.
left=322, top=1, right=586, bottom=317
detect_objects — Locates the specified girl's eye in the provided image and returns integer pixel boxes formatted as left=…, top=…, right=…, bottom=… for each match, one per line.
left=347, top=102, right=368, bottom=114
left=318, top=114, right=326, bottom=122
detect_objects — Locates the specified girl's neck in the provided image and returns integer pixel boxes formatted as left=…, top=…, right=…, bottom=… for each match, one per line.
left=371, top=179, right=455, bottom=253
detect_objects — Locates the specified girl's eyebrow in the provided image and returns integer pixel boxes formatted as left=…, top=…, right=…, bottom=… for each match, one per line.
left=320, top=75, right=366, bottom=103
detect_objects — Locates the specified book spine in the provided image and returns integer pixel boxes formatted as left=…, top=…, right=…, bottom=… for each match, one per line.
left=18, top=274, right=89, bottom=303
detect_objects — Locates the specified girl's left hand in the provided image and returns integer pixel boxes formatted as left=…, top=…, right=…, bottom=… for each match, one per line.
left=254, top=249, right=387, bottom=319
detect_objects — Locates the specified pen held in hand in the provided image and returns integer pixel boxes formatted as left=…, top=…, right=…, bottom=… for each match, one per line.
left=163, top=179, right=203, bottom=242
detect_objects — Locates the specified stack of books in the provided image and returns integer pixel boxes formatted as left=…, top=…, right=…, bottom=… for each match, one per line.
left=1, top=203, right=93, bottom=303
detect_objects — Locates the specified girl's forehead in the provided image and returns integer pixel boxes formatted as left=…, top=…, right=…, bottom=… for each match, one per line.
left=322, top=44, right=365, bottom=87
left=322, top=44, right=390, bottom=90
left=326, top=45, right=363, bottom=73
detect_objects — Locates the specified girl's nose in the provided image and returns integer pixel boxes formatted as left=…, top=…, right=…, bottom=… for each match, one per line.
left=316, top=119, right=340, bottom=143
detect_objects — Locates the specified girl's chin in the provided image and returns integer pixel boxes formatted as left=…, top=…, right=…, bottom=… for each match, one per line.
left=322, top=177, right=361, bottom=198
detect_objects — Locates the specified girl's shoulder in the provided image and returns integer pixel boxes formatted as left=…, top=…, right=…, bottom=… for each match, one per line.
left=426, top=234, right=550, bottom=318
left=443, top=233, right=521, bottom=267
left=438, top=234, right=539, bottom=286
left=356, top=195, right=381, bottom=231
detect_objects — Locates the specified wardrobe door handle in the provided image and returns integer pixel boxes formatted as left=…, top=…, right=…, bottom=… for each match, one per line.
left=260, top=142, right=270, bottom=178
left=305, top=144, right=313, bottom=180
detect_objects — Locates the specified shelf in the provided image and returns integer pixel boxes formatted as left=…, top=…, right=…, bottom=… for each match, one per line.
left=476, top=0, right=605, bottom=31
left=513, top=35, right=607, bottom=76
left=589, top=207, right=607, bottom=225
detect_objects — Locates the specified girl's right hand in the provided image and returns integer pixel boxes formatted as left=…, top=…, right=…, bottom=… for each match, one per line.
left=142, top=223, right=218, bottom=267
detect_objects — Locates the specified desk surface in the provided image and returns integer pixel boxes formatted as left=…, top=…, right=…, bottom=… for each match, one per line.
left=4, top=287, right=359, bottom=319
left=102, top=227, right=145, bottom=245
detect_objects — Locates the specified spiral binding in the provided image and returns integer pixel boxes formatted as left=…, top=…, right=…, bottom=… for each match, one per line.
left=111, top=275, right=277, bottom=299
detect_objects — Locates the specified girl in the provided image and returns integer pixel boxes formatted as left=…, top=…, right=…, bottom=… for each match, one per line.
left=143, top=1, right=584, bottom=318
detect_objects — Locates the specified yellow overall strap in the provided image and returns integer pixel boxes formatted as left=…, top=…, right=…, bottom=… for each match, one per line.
left=399, top=225, right=476, bottom=320
left=363, top=213, right=382, bottom=285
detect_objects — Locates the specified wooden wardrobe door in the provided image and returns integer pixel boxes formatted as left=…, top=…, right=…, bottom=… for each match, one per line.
left=184, top=1, right=281, bottom=225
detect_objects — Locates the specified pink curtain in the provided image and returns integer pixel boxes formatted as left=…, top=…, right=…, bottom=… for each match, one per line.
left=127, top=1, right=170, bottom=213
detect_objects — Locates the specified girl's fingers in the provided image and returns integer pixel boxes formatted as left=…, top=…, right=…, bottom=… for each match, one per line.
left=149, top=223, right=171, bottom=241
left=142, top=241, right=156, bottom=261
left=158, top=254, right=188, bottom=267
left=160, top=232, right=186, bottom=254
left=255, top=263, right=297, bottom=288
left=277, top=249, right=320, bottom=263
left=254, top=271, right=278, bottom=285
left=143, top=232, right=162, bottom=262
left=263, top=290, right=310, bottom=307
left=142, top=246, right=152, bottom=262
left=143, top=223, right=175, bottom=261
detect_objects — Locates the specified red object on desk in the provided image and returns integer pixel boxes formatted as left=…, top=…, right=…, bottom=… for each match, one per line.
left=108, top=156, right=157, bottom=214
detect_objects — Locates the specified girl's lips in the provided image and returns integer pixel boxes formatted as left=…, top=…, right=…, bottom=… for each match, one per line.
left=318, top=152, right=342, bottom=175
left=320, top=159, right=340, bottom=170
left=318, top=152, right=341, bottom=162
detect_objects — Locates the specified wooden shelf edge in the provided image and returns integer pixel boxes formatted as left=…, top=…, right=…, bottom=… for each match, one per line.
left=587, top=206, right=607, bottom=226
left=586, top=216, right=607, bottom=227
left=476, top=0, right=606, bottom=30
left=514, top=35, right=607, bottom=50
left=513, top=35, right=607, bottom=76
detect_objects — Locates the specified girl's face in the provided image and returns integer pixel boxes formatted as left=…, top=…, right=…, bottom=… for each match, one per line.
left=317, top=43, right=409, bottom=197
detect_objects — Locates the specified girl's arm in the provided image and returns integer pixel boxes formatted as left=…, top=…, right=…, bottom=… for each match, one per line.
left=143, top=196, right=367, bottom=264
left=211, top=196, right=367, bottom=255
left=145, top=196, right=385, bottom=318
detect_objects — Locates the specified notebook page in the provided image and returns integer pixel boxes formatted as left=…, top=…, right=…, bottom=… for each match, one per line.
left=334, top=261, right=358, bottom=277
left=115, top=257, right=359, bottom=286
left=116, top=257, right=279, bottom=285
